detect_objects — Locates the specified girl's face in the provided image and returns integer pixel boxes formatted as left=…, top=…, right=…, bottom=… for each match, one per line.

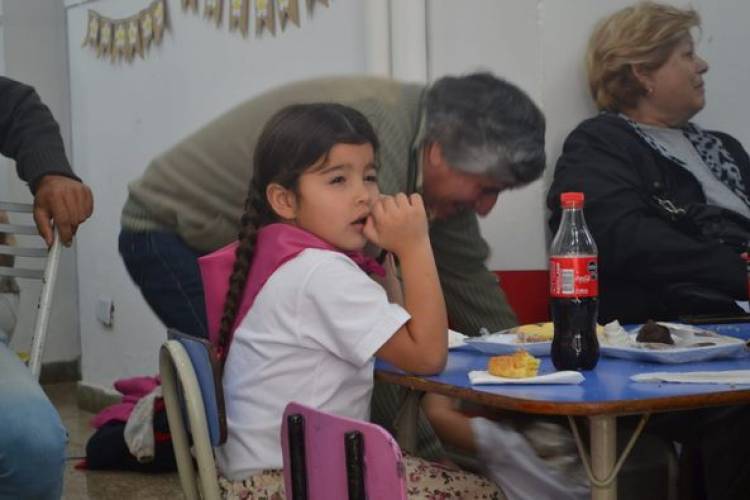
left=288, top=142, right=379, bottom=251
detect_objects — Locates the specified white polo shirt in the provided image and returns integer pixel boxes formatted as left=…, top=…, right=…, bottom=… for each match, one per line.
left=216, top=249, right=410, bottom=480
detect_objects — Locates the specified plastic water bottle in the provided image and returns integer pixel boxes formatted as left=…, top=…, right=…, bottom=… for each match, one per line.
left=549, top=192, right=600, bottom=370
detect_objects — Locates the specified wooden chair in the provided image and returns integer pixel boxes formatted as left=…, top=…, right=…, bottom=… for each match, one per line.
left=0, top=201, right=61, bottom=380
left=281, top=402, right=407, bottom=500
left=159, top=330, right=226, bottom=500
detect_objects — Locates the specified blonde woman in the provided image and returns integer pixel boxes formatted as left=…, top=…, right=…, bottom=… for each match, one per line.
left=548, top=1, right=750, bottom=325
left=548, top=4, right=750, bottom=499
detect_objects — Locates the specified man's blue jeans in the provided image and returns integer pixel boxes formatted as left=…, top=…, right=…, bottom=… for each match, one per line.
left=0, top=342, right=66, bottom=500
left=118, top=230, right=208, bottom=338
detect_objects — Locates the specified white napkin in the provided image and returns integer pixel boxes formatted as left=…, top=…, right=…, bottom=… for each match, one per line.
left=469, top=370, right=585, bottom=385
left=448, top=328, right=468, bottom=349
left=631, top=370, right=750, bottom=385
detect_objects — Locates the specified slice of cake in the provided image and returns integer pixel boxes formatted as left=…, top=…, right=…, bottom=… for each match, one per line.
left=488, top=351, right=541, bottom=378
left=516, top=323, right=554, bottom=343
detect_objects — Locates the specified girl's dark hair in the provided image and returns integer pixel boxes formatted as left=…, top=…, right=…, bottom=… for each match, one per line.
left=217, top=103, right=379, bottom=360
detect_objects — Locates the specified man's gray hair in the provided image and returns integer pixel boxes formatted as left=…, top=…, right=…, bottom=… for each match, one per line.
left=424, top=72, right=546, bottom=185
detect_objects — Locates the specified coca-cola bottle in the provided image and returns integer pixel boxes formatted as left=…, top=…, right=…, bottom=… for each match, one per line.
left=549, top=192, right=599, bottom=370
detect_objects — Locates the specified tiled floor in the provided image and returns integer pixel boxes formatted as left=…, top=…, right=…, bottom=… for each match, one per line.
left=45, top=383, right=183, bottom=500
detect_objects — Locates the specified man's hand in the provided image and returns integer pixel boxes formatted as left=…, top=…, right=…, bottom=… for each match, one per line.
left=33, top=175, right=94, bottom=247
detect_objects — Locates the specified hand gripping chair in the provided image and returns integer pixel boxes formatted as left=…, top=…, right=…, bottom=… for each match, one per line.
left=159, top=329, right=226, bottom=500
left=281, top=402, right=408, bottom=500
left=0, top=201, right=61, bottom=380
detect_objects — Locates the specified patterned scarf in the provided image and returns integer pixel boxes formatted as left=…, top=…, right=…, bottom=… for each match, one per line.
left=618, top=112, right=750, bottom=209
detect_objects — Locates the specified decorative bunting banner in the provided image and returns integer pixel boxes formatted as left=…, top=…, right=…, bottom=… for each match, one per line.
left=127, top=18, right=142, bottom=60
left=184, top=0, right=314, bottom=36
left=113, top=22, right=127, bottom=61
left=140, top=8, right=154, bottom=50
left=229, top=0, right=249, bottom=36
left=255, top=0, right=276, bottom=35
left=278, top=0, right=299, bottom=30
left=99, top=19, right=112, bottom=58
left=182, top=0, right=199, bottom=12
left=204, top=0, right=222, bottom=26
left=307, top=0, right=328, bottom=11
left=83, top=11, right=99, bottom=48
left=82, top=0, right=167, bottom=64
left=84, top=0, right=330, bottom=63
left=153, top=0, right=167, bottom=42
left=255, top=0, right=275, bottom=35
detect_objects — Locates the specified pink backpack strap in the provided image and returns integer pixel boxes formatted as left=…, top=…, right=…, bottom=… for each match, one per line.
left=198, top=241, right=239, bottom=347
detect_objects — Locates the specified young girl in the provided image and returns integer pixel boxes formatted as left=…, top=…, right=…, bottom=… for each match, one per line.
left=209, top=103, right=502, bottom=499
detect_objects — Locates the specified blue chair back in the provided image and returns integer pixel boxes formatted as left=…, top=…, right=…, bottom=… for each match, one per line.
left=167, top=329, right=227, bottom=445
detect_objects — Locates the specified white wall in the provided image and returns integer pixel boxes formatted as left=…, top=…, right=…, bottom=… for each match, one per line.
left=65, top=0, right=750, bottom=389
left=3, top=0, right=79, bottom=363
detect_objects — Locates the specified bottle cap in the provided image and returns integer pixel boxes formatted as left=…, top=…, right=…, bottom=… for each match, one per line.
left=560, top=192, right=584, bottom=208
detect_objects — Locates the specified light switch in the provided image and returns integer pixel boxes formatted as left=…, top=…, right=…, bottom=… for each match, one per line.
left=96, top=296, right=114, bottom=327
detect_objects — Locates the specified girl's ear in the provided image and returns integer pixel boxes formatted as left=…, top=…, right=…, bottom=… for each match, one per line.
left=266, top=183, right=297, bottom=220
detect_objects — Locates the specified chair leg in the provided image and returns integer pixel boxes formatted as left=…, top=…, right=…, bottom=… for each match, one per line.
left=393, top=389, right=423, bottom=454
left=160, top=347, right=201, bottom=500
left=28, top=231, right=61, bottom=380
left=345, top=431, right=365, bottom=500
left=287, top=414, right=308, bottom=500
left=666, top=443, right=679, bottom=500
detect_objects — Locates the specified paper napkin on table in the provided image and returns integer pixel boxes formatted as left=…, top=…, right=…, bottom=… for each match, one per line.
left=631, top=370, right=750, bottom=384
left=469, top=370, right=585, bottom=385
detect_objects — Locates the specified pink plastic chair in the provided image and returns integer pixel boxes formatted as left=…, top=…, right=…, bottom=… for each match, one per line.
left=281, top=402, right=408, bottom=500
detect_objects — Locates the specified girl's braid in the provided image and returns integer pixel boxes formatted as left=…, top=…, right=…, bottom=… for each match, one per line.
left=216, top=182, right=268, bottom=362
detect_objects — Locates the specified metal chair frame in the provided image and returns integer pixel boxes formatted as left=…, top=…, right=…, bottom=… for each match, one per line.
left=160, top=338, right=222, bottom=500
left=0, top=201, right=61, bottom=380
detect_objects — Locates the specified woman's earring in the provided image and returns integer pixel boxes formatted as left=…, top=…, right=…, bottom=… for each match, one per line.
left=646, top=86, right=654, bottom=95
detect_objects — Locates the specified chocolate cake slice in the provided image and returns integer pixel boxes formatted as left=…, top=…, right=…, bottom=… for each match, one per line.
left=636, top=320, right=674, bottom=344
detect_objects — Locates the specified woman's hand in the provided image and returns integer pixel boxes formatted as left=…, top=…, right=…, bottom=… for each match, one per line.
left=363, top=193, right=428, bottom=257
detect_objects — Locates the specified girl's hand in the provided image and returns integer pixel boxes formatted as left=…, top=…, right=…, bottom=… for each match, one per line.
left=363, top=193, right=428, bottom=256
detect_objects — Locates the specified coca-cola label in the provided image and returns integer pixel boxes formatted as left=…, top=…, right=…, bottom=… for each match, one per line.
left=550, top=256, right=598, bottom=298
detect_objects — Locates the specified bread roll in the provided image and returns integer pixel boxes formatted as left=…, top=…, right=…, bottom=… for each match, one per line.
left=488, top=350, right=540, bottom=378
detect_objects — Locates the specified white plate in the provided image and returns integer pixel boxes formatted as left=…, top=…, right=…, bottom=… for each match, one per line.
left=465, top=333, right=551, bottom=356
left=448, top=329, right=468, bottom=349
left=600, top=322, right=747, bottom=364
